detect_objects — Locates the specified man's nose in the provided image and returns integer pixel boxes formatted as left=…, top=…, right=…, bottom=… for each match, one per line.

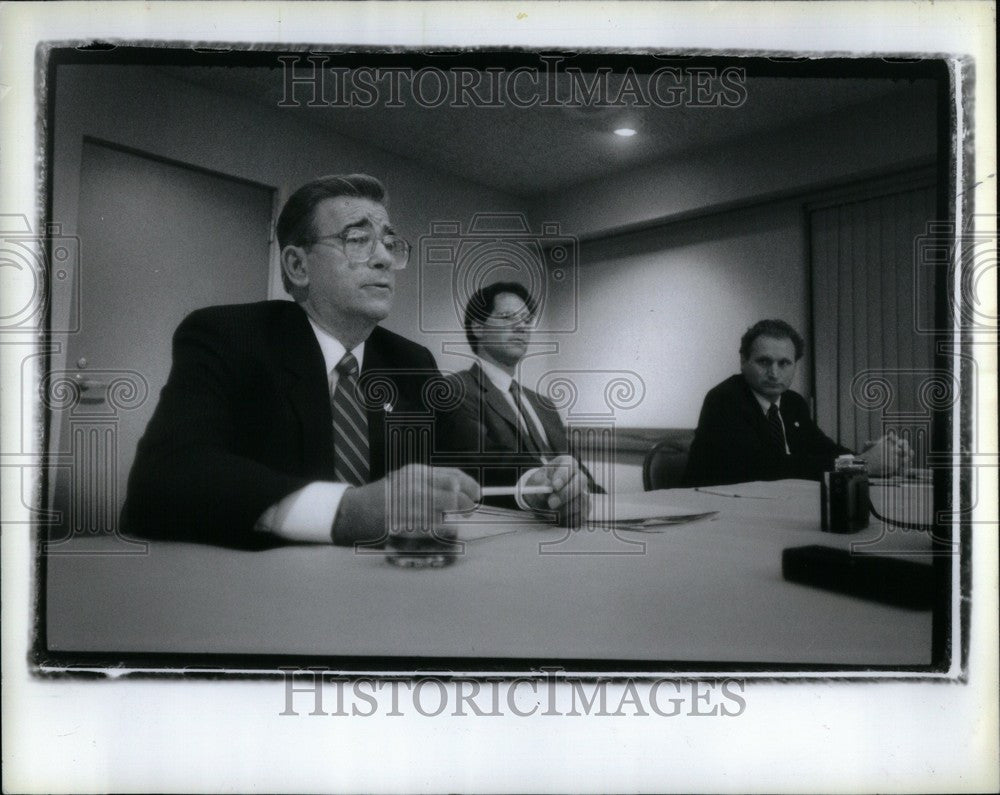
left=366, top=239, right=393, bottom=270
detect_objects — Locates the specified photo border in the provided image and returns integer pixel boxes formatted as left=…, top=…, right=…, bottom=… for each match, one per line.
left=2, top=3, right=995, bottom=794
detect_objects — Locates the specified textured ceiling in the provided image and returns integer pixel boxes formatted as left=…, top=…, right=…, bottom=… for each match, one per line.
left=160, top=65, right=928, bottom=197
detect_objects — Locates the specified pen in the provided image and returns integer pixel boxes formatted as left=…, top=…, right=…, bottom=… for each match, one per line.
left=480, top=485, right=554, bottom=497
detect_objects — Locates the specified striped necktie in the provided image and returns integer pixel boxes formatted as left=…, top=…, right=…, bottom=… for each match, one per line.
left=766, top=403, right=787, bottom=454
left=509, top=380, right=549, bottom=455
left=331, top=352, right=370, bottom=485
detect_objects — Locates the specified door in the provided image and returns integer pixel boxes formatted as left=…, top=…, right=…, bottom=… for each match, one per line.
left=47, top=139, right=274, bottom=547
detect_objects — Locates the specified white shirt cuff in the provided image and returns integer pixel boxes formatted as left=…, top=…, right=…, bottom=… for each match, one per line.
left=255, top=482, right=350, bottom=543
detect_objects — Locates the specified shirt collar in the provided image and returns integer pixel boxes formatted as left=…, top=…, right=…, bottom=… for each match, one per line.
left=750, top=388, right=781, bottom=414
left=307, top=317, right=365, bottom=375
left=476, top=356, right=514, bottom=392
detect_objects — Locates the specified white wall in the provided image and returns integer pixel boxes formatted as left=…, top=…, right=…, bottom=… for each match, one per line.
left=518, top=200, right=809, bottom=429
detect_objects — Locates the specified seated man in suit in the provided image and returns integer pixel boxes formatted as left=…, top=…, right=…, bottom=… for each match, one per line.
left=441, top=281, right=598, bottom=526
left=683, top=318, right=911, bottom=487
left=124, top=174, right=478, bottom=548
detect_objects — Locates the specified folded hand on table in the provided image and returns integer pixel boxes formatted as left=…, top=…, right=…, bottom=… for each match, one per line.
left=860, top=430, right=915, bottom=477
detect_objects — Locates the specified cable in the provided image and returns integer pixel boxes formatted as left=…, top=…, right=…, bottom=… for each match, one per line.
left=867, top=496, right=934, bottom=532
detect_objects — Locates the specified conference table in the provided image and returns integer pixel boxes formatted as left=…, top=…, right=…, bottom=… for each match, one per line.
left=44, top=480, right=938, bottom=670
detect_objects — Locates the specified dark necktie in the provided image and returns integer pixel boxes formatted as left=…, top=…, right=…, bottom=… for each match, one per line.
left=331, top=352, right=370, bottom=485
left=509, top=380, right=549, bottom=455
left=767, top=403, right=787, bottom=454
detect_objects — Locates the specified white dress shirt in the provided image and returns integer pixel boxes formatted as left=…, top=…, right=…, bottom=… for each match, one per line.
left=254, top=318, right=364, bottom=543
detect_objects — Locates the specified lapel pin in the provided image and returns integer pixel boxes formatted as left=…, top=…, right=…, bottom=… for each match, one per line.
left=794, top=421, right=800, bottom=428
left=384, top=402, right=393, bottom=413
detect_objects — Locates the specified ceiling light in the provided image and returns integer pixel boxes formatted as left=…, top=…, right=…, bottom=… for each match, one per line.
left=613, top=127, right=637, bottom=137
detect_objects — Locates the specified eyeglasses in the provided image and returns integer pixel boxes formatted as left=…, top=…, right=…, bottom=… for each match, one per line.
left=487, top=311, right=536, bottom=328
left=309, top=228, right=410, bottom=269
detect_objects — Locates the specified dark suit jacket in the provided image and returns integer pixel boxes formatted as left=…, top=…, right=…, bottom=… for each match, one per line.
left=123, top=301, right=442, bottom=547
left=683, top=374, right=850, bottom=487
left=438, top=363, right=602, bottom=504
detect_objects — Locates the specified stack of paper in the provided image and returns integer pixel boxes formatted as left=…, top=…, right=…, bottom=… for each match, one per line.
left=460, top=504, right=549, bottom=524
left=445, top=503, right=550, bottom=542
left=586, top=493, right=718, bottom=532
left=444, top=493, right=719, bottom=540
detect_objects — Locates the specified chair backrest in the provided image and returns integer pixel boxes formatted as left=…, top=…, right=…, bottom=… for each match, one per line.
left=643, top=433, right=694, bottom=491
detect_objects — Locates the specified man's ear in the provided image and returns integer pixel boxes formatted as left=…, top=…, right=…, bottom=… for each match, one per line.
left=280, top=245, right=310, bottom=289
left=468, top=319, right=486, bottom=351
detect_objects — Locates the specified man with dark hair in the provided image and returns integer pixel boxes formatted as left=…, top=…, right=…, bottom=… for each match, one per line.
left=683, top=318, right=911, bottom=487
left=275, top=173, right=388, bottom=295
left=737, top=318, right=805, bottom=363
left=442, top=281, right=597, bottom=526
left=124, top=174, right=478, bottom=548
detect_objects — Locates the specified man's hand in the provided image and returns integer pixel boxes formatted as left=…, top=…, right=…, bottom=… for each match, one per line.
left=333, top=465, right=480, bottom=546
left=859, top=431, right=914, bottom=476
left=522, top=455, right=591, bottom=527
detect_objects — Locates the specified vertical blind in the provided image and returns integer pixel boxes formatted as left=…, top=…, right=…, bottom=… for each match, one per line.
left=809, top=179, right=938, bottom=460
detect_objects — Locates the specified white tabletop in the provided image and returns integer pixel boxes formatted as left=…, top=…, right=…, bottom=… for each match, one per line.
left=44, top=480, right=936, bottom=667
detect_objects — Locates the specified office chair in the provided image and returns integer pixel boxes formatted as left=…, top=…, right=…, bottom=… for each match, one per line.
left=642, top=433, right=694, bottom=491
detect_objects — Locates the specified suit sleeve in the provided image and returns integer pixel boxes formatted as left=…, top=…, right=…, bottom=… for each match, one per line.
left=684, top=389, right=744, bottom=487
left=432, top=384, right=521, bottom=508
left=433, top=379, right=602, bottom=506
left=431, top=376, right=544, bottom=509
left=782, top=395, right=852, bottom=480
left=123, top=311, right=309, bottom=547
left=534, top=397, right=604, bottom=494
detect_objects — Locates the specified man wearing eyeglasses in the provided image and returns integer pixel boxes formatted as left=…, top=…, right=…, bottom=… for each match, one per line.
left=438, top=281, right=598, bottom=527
left=124, top=174, right=479, bottom=548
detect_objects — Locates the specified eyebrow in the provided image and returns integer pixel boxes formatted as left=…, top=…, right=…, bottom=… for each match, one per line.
left=338, top=218, right=396, bottom=235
